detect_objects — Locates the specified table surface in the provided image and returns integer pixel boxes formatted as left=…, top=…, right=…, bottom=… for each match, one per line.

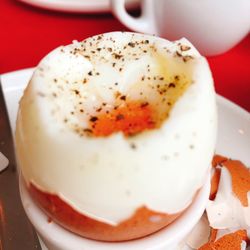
left=0, top=0, right=249, bottom=112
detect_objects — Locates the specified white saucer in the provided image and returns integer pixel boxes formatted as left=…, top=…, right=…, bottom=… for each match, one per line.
left=1, top=68, right=250, bottom=249
left=18, top=0, right=139, bottom=13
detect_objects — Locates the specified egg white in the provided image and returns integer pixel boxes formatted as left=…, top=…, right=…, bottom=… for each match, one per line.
left=15, top=32, right=217, bottom=225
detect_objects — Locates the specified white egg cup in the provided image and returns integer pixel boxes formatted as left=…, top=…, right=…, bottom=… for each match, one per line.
left=19, top=174, right=210, bottom=250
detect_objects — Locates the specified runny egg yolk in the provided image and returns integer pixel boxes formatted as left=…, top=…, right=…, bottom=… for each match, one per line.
left=89, top=101, right=155, bottom=137
left=86, top=75, right=191, bottom=137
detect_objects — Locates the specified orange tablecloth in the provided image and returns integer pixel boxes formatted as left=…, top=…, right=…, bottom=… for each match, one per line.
left=0, top=0, right=249, bottom=111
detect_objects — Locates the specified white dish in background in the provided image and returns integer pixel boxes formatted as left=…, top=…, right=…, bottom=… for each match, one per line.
left=1, top=68, right=250, bottom=249
left=111, top=0, right=250, bottom=56
left=18, top=0, right=139, bottom=13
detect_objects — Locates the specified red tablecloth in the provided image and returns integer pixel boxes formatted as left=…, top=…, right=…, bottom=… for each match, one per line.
left=1, top=0, right=249, bottom=111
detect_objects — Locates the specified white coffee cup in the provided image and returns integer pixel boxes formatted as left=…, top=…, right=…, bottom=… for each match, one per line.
left=111, top=0, right=250, bottom=56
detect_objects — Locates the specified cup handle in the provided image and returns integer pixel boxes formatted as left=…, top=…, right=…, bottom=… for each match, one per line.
left=111, top=0, right=156, bottom=34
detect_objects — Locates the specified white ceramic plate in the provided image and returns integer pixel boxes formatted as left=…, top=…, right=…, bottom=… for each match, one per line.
left=18, top=0, right=139, bottom=13
left=1, top=68, right=250, bottom=249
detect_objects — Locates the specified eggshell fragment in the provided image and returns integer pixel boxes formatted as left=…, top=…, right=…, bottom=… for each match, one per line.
left=212, top=155, right=228, bottom=168
left=222, top=160, right=250, bottom=207
left=198, top=229, right=248, bottom=250
left=210, top=156, right=250, bottom=206
left=210, top=168, right=221, bottom=200
left=184, top=155, right=250, bottom=250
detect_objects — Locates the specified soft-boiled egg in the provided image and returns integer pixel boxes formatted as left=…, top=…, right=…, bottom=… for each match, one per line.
left=15, top=32, right=217, bottom=241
